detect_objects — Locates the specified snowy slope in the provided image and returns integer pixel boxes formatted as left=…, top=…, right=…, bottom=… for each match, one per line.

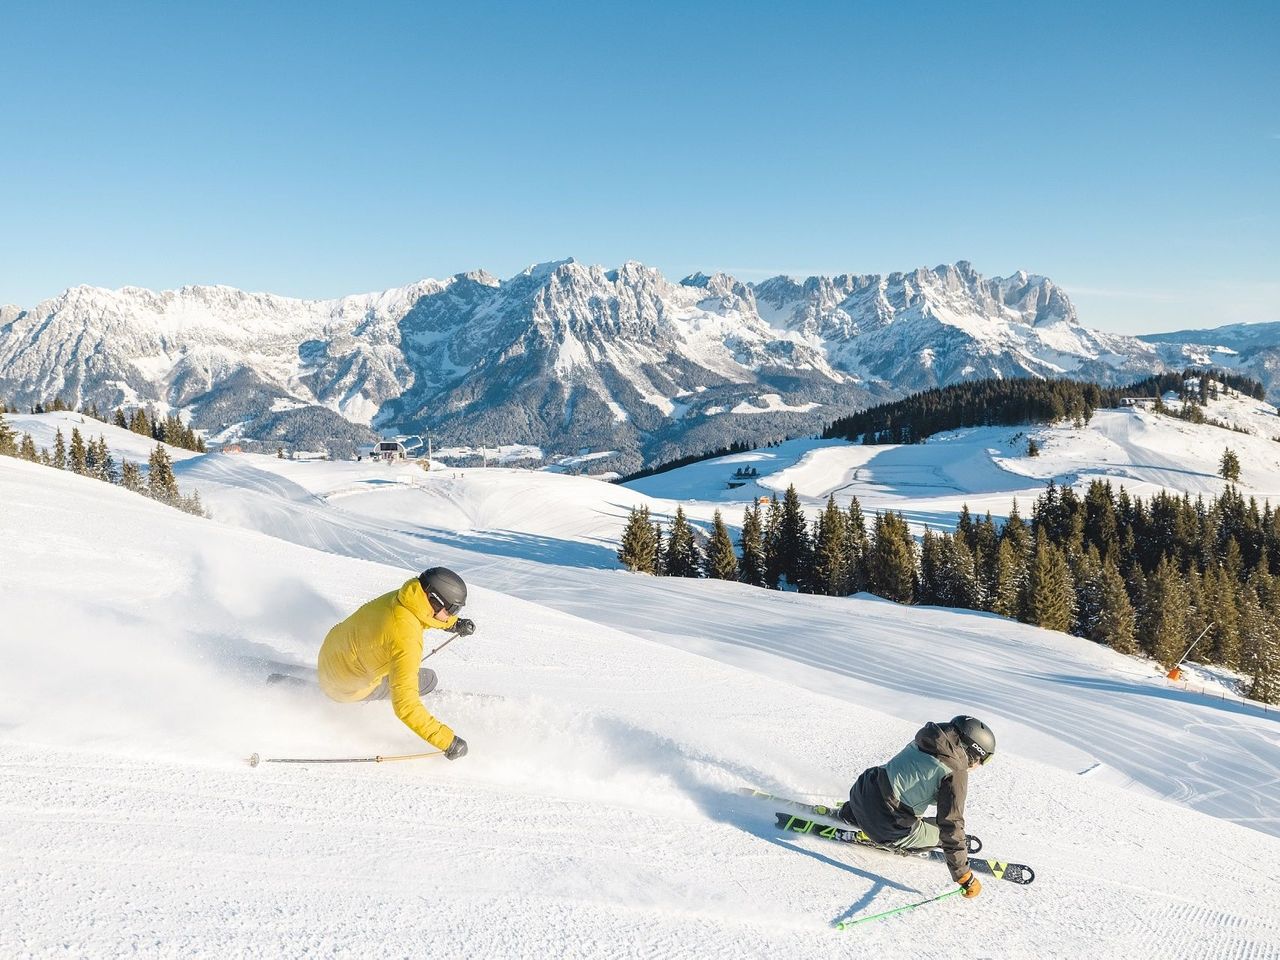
left=627, top=387, right=1280, bottom=527
left=4, top=400, right=1280, bottom=957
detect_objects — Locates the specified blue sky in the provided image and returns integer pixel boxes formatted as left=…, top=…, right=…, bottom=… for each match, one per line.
left=1, top=1, right=1275, bottom=333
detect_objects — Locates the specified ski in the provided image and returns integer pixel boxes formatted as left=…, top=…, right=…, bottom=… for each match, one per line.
left=775, top=812, right=1035, bottom=885
left=735, top=787, right=845, bottom=821
left=738, top=787, right=982, bottom=856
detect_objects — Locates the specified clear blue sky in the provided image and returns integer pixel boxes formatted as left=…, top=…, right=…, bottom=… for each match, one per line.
left=1, top=1, right=1275, bottom=333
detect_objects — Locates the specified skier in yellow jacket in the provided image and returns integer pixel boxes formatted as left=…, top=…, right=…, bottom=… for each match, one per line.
left=318, top=567, right=474, bottom=759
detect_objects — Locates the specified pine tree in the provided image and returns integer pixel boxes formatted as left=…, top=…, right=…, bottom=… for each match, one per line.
left=955, top=505, right=976, bottom=552
left=147, top=443, right=180, bottom=505
left=706, top=510, right=739, bottom=581
left=181, top=489, right=207, bottom=518
left=664, top=507, right=703, bottom=579
left=1083, top=480, right=1119, bottom=561
left=1204, top=566, right=1241, bottom=669
left=991, top=539, right=1026, bottom=619
left=113, top=408, right=127, bottom=428
left=0, top=409, right=16, bottom=457
left=1001, top=500, right=1031, bottom=554
left=68, top=427, right=88, bottom=475
left=1243, top=569, right=1280, bottom=704
left=972, top=511, right=999, bottom=607
left=97, top=436, right=118, bottom=484
left=19, top=433, right=38, bottom=461
left=762, top=496, right=783, bottom=589
left=120, top=459, right=144, bottom=494
left=867, top=511, right=916, bottom=603
left=739, top=503, right=767, bottom=587
left=935, top=534, right=980, bottom=609
left=775, top=484, right=811, bottom=589
left=842, top=497, right=869, bottom=594
left=84, top=431, right=99, bottom=476
left=1024, top=539, right=1075, bottom=632
left=1124, top=559, right=1148, bottom=618
left=129, top=409, right=151, bottom=437
left=1181, top=568, right=1210, bottom=663
left=1219, top=447, right=1241, bottom=482
left=1096, top=557, right=1138, bottom=653
left=617, top=506, right=659, bottom=574
left=811, top=495, right=847, bottom=595
left=1141, top=557, right=1190, bottom=669
left=1070, top=545, right=1105, bottom=639
left=918, top=529, right=943, bottom=605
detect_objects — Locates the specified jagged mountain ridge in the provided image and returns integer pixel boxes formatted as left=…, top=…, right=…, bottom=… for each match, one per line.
left=0, top=259, right=1175, bottom=468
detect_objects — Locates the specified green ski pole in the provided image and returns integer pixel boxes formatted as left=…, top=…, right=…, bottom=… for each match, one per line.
left=835, top=887, right=964, bottom=930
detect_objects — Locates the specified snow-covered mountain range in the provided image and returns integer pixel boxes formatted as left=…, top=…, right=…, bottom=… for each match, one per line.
left=0, top=260, right=1260, bottom=468
left=1139, top=321, right=1280, bottom=399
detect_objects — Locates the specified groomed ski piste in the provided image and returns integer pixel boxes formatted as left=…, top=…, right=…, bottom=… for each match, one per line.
left=4, top=392, right=1280, bottom=958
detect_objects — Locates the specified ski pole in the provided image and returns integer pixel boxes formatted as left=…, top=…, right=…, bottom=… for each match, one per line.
left=246, top=749, right=443, bottom=767
left=424, top=635, right=457, bottom=659
left=834, top=887, right=964, bottom=930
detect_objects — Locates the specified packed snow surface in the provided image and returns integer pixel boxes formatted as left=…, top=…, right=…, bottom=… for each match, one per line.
left=3, top=393, right=1280, bottom=958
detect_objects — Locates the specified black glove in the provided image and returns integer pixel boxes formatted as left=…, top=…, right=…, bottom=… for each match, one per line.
left=444, top=735, right=468, bottom=760
left=451, top=618, right=475, bottom=637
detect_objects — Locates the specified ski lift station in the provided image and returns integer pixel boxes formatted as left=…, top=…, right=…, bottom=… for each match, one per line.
left=358, top=435, right=426, bottom=463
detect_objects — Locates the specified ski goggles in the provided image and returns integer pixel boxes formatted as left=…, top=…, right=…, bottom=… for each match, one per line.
left=969, top=745, right=994, bottom=766
left=428, top=590, right=463, bottom=617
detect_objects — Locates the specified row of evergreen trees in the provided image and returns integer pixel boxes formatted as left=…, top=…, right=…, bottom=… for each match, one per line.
left=10, top=399, right=207, bottom=453
left=0, top=410, right=206, bottom=516
left=620, top=439, right=763, bottom=484
left=822, top=369, right=1265, bottom=446
left=617, top=480, right=1280, bottom=703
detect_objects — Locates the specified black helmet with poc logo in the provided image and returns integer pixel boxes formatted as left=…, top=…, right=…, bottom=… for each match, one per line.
left=951, top=715, right=996, bottom=765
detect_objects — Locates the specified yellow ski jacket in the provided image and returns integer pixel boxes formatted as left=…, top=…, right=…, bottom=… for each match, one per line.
left=318, top=577, right=459, bottom=750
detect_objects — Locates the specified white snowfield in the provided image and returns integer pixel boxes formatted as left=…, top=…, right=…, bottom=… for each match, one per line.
left=3, top=394, right=1280, bottom=958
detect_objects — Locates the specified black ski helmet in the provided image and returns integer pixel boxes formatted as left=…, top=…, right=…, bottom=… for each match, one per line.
left=951, top=715, right=996, bottom=765
left=419, top=567, right=467, bottom=616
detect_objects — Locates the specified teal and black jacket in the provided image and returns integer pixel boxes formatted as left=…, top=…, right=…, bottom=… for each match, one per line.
left=844, top=721, right=972, bottom=880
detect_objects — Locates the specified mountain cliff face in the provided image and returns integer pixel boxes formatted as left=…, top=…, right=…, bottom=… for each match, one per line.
left=0, top=259, right=1175, bottom=468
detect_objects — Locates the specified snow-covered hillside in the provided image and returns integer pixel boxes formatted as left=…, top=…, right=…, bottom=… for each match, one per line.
left=4, top=392, right=1280, bottom=957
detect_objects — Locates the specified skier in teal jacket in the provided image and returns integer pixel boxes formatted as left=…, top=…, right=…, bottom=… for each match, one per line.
left=838, top=716, right=996, bottom=898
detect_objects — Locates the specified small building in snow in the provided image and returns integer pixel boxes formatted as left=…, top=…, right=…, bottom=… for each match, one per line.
left=372, top=440, right=408, bottom=462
